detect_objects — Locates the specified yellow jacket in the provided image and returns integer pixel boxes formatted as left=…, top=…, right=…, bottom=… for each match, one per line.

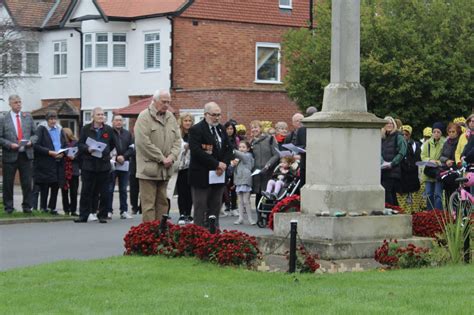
left=455, top=133, right=468, bottom=164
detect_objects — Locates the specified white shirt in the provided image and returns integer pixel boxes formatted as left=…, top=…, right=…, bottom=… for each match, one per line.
left=10, top=111, right=22, bottom=138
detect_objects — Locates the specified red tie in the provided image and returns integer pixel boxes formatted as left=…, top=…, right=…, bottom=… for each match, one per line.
left=16, top=114, right=23, bottom=140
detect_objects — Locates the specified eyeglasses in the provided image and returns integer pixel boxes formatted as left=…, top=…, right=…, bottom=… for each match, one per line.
left=206, top=112, right=221, bottom=117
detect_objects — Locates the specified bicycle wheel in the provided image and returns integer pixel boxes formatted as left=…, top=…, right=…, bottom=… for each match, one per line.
left=448, top=191, right=472, bottom=220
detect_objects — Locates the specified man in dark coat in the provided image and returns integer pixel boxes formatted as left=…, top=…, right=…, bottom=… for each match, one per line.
left=33, top=111, right=67, bottom=214
left=188, top=102, right=233, bottom=228
left=0, top=95, right=36, bottom=214
left=106, top=114, right=134, bottom=219
left=75, top=107, right=116, bottom=223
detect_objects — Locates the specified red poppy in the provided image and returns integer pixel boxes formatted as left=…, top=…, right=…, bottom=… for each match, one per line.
left=103, top=133, right=109, bottom=139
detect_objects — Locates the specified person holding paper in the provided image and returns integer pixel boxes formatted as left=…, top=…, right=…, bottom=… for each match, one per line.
left=33, top=111, right=68, bottom=214
left=135, top=90, right=182, bottom=223
left=106, top=114, right=134, bottom=219
left=61, top=128, right=80, bottom=216
left=75, top=107, right=116, bottom=223
left=0, top=94, right=36, bottom=214
left=189, top=102, right=233, bottom=228
left=381, top=116, right=408, bottom=207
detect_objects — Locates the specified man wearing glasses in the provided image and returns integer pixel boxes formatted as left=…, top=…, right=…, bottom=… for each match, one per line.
left=188, top=102, right=233, bottom=228
left=134, top=90, right=182, bottom=222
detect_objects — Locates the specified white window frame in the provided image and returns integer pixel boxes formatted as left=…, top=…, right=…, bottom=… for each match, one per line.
left=255, top=42, right=281, bottom=84
left=144, top=32, right=161, bottom=71
left=83, top=32, right=128, bottom=70
left=25, top=41, right=39, bottom=74
left=53, top=40, right=67, bottom=76
left=279, top=0, right=292, bottom=10
left=180, top=109, right=205, bottom=122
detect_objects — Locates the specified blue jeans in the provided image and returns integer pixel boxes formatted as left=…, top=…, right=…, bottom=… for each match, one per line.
left=425, top=181, right=443, bottom=210
left=107, top=170, right=129, bottom=213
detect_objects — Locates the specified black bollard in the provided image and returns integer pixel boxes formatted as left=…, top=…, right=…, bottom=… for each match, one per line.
left=159, top=214, right=169, bottom=234
left=464, top=219, right=471, bottom=263
left=289, top=220, right=298, bottom=273
left=209, top=215, right=217, bottom=234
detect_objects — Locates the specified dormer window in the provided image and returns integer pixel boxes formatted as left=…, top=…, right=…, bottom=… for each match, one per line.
left=279, top=0, right=292, bottom=10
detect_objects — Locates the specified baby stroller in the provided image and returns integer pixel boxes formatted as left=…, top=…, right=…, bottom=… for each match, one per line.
left=256, top=163, right=301, bottom=228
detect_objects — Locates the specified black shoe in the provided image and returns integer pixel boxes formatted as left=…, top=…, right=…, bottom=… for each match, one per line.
left=50, top=210, right=59, bottom=215
left=64, top=211, right=70, bottom=216
left=5, top=209, right=14, bottom=214
left=70, top=212, right=79, bottom=217
left=98, top=218, right=107, bottom=224
left=23, top=209, right=32, bottom=214
left=74, top=217, right=88, bottom=223
left=41, top=209, right=49, bottom=213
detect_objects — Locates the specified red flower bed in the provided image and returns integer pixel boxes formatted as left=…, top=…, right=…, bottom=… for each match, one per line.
left=374, top=239, right=430, bottom=268
left=285, top=245, right=321, bottom=273
left=124, top=221, right=261, bottom=268
left=412, top=210, right=449, bottom=238
left=267, top=194, right=301, bottom=230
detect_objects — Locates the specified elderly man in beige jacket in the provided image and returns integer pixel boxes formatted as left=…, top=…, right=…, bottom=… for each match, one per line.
left=134, top=90, right=182, bottom=222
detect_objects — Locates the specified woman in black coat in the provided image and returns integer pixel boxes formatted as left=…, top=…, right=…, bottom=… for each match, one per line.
left=33, top=111, right=67, bottom=214
left=440, top=123, right=462, bottom=200
left=400, top=125, right=421, bottom=194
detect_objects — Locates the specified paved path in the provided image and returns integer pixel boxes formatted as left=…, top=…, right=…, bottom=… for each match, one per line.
left=1, top=187, right=272, bottom=271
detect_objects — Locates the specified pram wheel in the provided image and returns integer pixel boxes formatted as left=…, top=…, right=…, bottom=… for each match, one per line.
left=256, top=212, right=266, bottom=228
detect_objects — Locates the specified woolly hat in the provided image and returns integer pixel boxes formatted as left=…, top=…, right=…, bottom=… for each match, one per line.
left=432, top=122, right=445, bottom=133
left=402, top=125, right=412, bottom=134
left=423, top=127, right=432, bottom=137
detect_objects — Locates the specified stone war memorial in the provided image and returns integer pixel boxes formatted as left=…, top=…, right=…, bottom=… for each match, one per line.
left=259, top=0, right=431, bottom=259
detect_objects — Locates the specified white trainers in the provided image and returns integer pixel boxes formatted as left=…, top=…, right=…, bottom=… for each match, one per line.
left=230, top=210, right=239, bottom=217
left=233, top=219, right=243, bottom=225
left=88, top=213, right=98, bottom=222
left=220, top=209, right=228, bottom=217
left=120, top=212, right=133, bottom=219
left=107, top=212, right=113, bottom=219
left=177, top=215, right=186, bottom=225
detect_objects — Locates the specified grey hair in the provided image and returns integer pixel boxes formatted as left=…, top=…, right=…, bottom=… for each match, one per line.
left=292, top=113, right=304, bottom=121
left=152, top=89, right=170, bottom=102
left=204, top=102, right=220, bottom=113
left=306, top=106, right=318, bottom=116
left=275, top=121, right=288, bottom=130
left=92, top=107, right=104, bottom=115
left=9, top=94, right=21, bottom=102
left=45, top=111, right=58, bottom=120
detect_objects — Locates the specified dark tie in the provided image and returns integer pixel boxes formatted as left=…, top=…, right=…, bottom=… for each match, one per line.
left=211, top=126, right=221, bottom=150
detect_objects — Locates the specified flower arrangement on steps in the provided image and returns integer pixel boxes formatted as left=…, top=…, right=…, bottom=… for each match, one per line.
left=374, top=239, right=431, bottom=269
left=267, top=194, right=301, bottom=230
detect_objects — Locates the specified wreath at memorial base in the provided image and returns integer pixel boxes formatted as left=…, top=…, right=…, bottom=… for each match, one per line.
left=267, top=194, right=301, bottom=230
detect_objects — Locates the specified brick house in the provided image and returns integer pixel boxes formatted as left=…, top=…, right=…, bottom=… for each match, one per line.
left=170, top=0, right=314, bottom=128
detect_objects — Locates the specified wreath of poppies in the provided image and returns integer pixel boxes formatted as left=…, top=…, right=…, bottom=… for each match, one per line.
left=267, top=194, right=301, bottom=230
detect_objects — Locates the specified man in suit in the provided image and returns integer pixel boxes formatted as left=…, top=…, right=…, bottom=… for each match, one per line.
left=0, top=95, right=36, bottom=214
left=189, top=102, right=233, bottom=228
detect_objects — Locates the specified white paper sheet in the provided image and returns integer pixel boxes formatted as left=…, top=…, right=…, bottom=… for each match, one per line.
left=57, top=148, right=69, bottom=154
left=275, top=148, right=293, bottom=157
left=381, top=161, right=391, bottom=169
left=251, top=169, right=261, bottom=176
left=18, top=139, right=29, bottom=147
left=67, top=147, right=78, bottom=157
left=115, top=161, right=130, bottom=172
left=415, top=161, right=438, bottom=167
left=209, top=170, right=225, bottom=184
left=282, top=143, right=306, bottom=154
left=86, top=137, right=107, bottom=152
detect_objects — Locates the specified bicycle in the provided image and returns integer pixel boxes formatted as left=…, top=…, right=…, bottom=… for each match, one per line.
left=445, top=166, right=473, bottom=263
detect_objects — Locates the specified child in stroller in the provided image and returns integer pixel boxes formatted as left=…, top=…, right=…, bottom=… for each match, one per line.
left=256, top=156, right=300, bottom=228
left=262, top=156, right=298, bottom=200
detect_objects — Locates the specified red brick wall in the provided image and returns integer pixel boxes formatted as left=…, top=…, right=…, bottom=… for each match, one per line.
left=172, top=17, right=302, bottom=133
left=173, top=90, right=299, bottom=134
left=173, top=17, right=292, bottom=90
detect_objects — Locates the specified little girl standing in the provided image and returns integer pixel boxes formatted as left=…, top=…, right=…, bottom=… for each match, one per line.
left=231, top=141, right=256, bottom=225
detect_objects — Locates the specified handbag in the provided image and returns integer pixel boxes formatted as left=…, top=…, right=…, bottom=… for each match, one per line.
left=423, top=144, right=440, bottom=179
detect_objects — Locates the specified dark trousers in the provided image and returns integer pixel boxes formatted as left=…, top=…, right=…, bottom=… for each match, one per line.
left=191, top=185, right=225, bottom=229
left=255, top=193, right=263, bottom=210
left=38, top=182, right=59, bottom=211
left=176, top=169, right=193, bottom=216
left=61, top=176, right=79, bottom=213
left=107, top=170, right=129, bottom=214
left=129, top=172, right=140, bottom=213
left=2, top=153, right=32, bottom=211
left=381, top=177, right=400, bottom=206
left=79, top=170, right=109, bottom=220
left=224, top=176, right=237, bottom=210
left=31, top=183, right=40, bottom=210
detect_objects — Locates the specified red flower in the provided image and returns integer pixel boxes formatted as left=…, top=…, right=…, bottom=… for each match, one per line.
left=267, top=195, right=301, bottom=230
left=103, top=133, right=109, bottom=139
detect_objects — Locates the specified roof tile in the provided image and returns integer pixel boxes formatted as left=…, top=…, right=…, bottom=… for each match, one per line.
left=96, top=0, right=188, bottom=18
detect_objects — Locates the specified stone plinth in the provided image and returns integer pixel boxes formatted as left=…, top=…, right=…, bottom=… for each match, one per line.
left=301, top=112, right=386, bottom=215
left=259, top=213, right=432, bottom=260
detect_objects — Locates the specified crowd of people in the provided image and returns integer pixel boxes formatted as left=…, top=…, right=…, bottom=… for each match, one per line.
left=381, top=114, right=473, bottom=210
left=2, top=91, right=470, bottom=229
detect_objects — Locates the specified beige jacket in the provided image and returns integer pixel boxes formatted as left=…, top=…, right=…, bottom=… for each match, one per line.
left=135, top=104, right=182, bottom=181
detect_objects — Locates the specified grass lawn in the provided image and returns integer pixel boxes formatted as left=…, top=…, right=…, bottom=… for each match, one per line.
left=0, top=208, right=67, bottom=219
left=1, top=256, right=473, bottom=314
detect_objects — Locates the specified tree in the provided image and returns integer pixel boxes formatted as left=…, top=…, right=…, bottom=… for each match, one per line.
left=282, top=0, right=473, bottom=136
